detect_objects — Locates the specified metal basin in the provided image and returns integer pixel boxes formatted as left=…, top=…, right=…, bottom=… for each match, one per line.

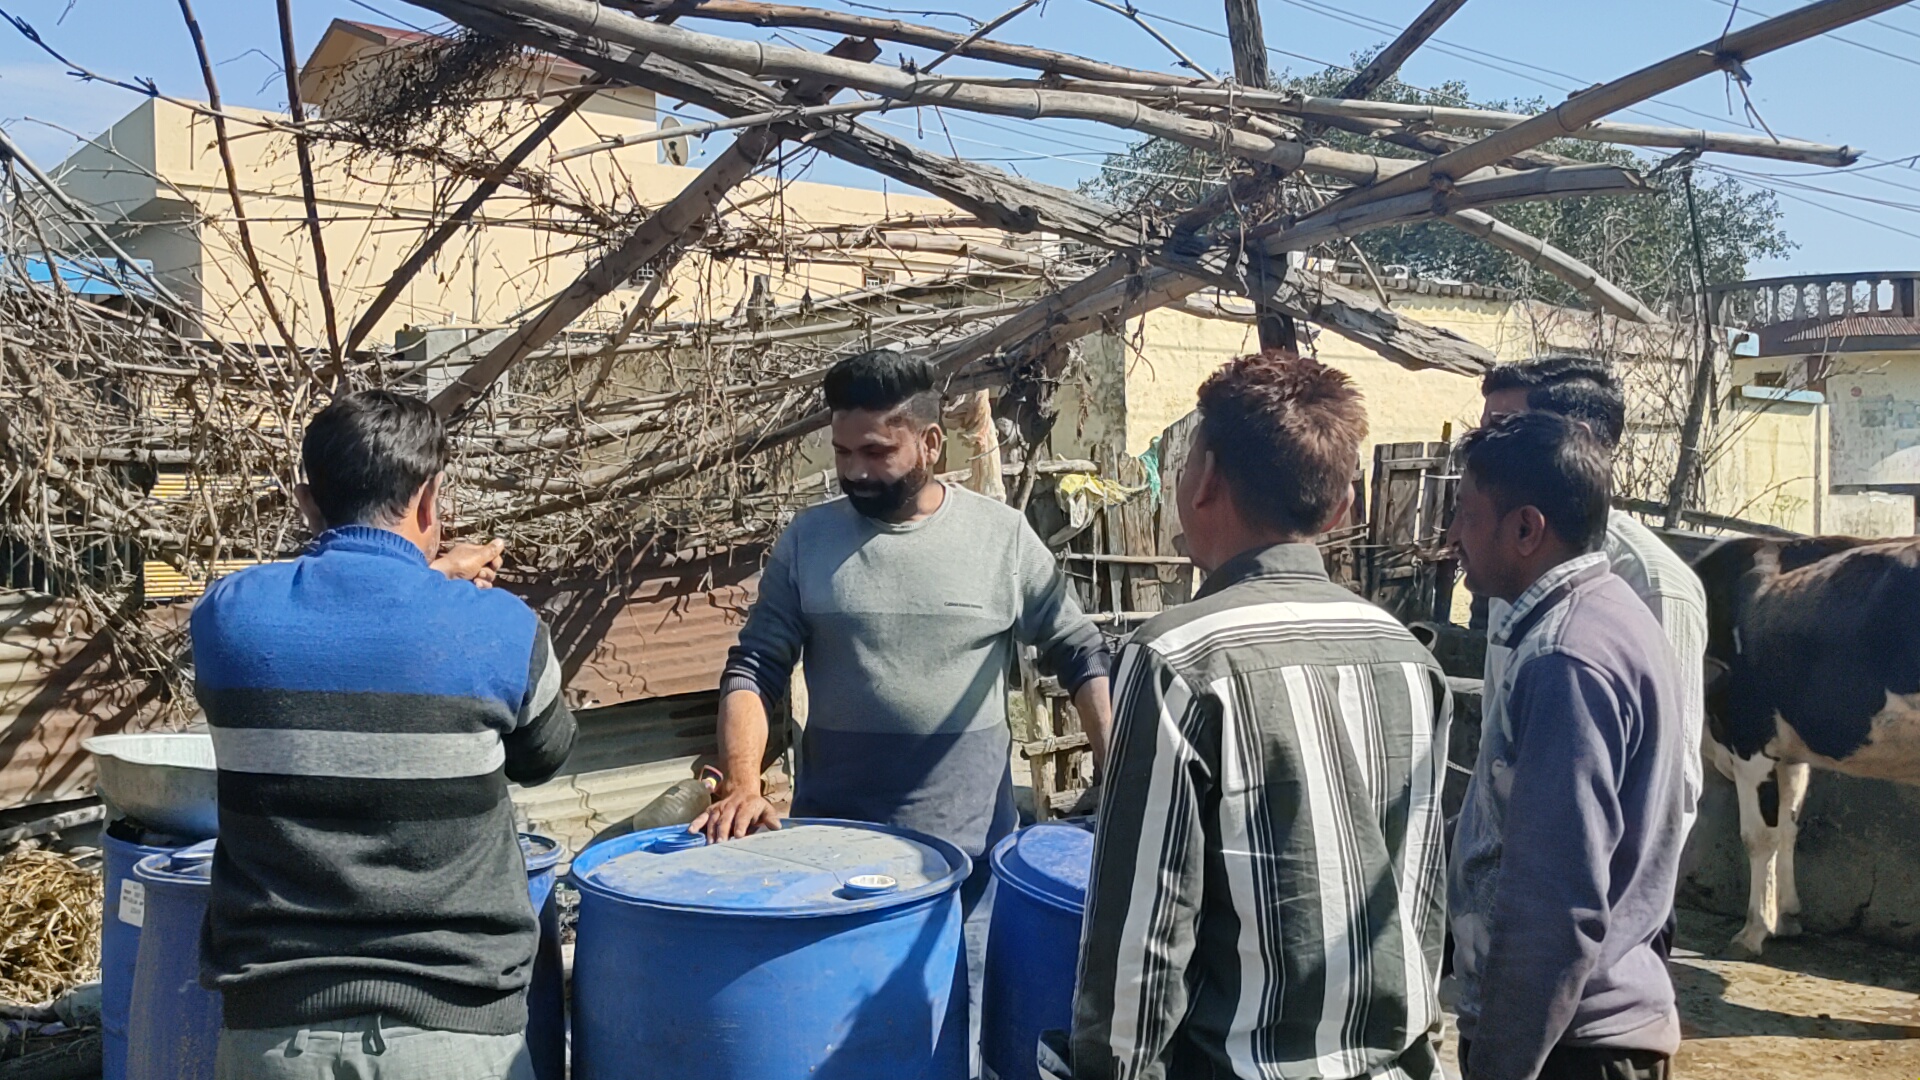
left=84, top=733, right=218, bottom=839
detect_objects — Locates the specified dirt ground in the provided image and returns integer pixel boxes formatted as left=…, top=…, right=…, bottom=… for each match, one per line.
left=1439, top=909, right=1920, bottom=1079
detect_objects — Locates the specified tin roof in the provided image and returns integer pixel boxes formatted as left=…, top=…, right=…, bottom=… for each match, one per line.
left=0, top=594, right=181, bottom=811
left=507, top=543, right=766, bottom=710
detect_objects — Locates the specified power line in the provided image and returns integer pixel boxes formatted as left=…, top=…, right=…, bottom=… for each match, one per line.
left=1707, top=162, right=1920, bottom=217
left=342, top=0, right=430, bottom=33
left=1704, top=166, right=1920, bottom=243
left=1702, top=0, right=1920, bottom=66
left=1732, top=154, right=1920, bottom=201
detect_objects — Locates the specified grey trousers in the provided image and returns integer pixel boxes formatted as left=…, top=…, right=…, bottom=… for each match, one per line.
left=215, top=1016, right=534, bottom=1080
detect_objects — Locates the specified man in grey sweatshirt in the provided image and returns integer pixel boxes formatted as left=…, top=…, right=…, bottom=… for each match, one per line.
left=1446, top=413, right=1684, bottom=1080
left=702, top=350, right=1113, bottom=1069
left=702, top=349, right=1112, bottom=856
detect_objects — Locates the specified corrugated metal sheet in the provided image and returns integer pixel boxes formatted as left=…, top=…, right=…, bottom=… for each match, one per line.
left=510, top=691, right=719, bottom=854
left=0, top=593, right=178, bottom=810
left=1781, top=315, right=1920, bottom=340
left=1, top=541, right=766, bottom=814
left=143, top=559, right=280, bottom=602
left=147, top=471, right=276, bottom=503
left=1763, top=315, right=1920, bottom=354
left=508, top=545, right=765, bottom=709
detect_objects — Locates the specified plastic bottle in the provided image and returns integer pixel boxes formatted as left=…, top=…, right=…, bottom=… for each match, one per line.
left=585, top=769, right=720, bottom=849
left=627, top=777, right=716, bottom=831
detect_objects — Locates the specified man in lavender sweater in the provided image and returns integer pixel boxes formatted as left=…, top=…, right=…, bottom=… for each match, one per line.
left=1446, top=412, right=1685, bottom=1080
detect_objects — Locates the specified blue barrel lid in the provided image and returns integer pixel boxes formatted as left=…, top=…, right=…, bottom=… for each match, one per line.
left=990, top=821, right=1094, bottom=914
left=131, top=838, right=216, bottom=886
left=571, top=818, right=970, bottom=918
left=520, top=832, right=564, bottom=874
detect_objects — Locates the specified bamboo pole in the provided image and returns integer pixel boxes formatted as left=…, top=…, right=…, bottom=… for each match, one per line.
left=1219, top=0, right=1304, bottom=354
left=526, top=297, right=1038, bottom=363
left=428, top=36, right=882, bottom=419
left=447, top=7, right=1159, bottom=251
left=431, top=0, right=1501, bottom=376
left=1337, top=0, right=1471, bottom=100
left=1444, top=210, right=1663, bottom=324
left=553, top=97, right=880, bottom=162
left=275, top=0, right=342, bottom=376
left=613, top=0, right=1200, bottom=86
left=1312, top=0, right=1905, bottom=211
left=175, top=0, right=305, bottom=371
left=406, top=0, right=1460, bottom=187
left=350, top=87, right=597, bottom=351
left=1270, top=95, right=1858, bottom=167
left=727, top=231, right=1052, bottom=271
left=1261, top=163, right=1650, bottom=254
left=1153, top=250, right=1494, bottom=376
left=1074, top=85, right=1858, bottom=167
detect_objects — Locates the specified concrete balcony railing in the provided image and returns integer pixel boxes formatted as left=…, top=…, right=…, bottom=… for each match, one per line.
left=1709, top=271, right=1920, bottom=355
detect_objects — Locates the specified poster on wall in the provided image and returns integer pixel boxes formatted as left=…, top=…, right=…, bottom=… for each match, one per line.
left=1830, top=369, right=1920, bottom=487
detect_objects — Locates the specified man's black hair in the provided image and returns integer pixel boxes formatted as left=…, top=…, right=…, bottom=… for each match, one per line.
left=301, top=389, right=449, bottom=527
left=1480, top=353, right=1618, bottom=396
left=1482, top=353, right=1625, bottom=449
left=822, top=349, right=941, bottom=426
left=1526, top=379, right=1625, bottom=449
left=1458, top=411, right=1611, bottom=552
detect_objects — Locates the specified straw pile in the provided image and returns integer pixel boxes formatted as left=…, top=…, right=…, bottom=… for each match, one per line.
left=0, top=849, right=102, bottom=1006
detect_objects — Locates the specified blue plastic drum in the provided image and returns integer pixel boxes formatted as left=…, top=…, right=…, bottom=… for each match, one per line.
left=120, top=833, right=566, bottom=1080
left=982, top=821, right=1096, bottom=1080
left=101, top=827, right=191, bottom=1080
left=522, top=833, right=566, bottom=1080
left=127, top=840, right=221, bottom=1080
left=569, top=819, right=972, bottom=1080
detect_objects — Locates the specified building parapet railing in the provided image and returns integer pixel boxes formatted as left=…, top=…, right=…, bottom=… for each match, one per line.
left=1708, top=270, right=1919, bottom=330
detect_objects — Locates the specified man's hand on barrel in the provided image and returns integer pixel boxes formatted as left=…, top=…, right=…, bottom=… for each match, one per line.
left=692, top=782, right=780, bottom=843
left=433, top=539, right=506, bottom=588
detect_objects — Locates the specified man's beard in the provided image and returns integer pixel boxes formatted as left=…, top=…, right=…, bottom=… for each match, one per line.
left=843, top=465, right=930, bottom=519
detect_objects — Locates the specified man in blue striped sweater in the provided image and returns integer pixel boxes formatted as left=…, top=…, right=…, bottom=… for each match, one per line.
left=191, top=390, right=576, bottom=1080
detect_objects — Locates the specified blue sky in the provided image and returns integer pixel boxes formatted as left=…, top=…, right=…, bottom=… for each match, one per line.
left=2, top=0, right=1915, bottom=277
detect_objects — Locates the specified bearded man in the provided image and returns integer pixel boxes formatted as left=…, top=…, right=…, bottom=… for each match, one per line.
left=701, top=349, right=1112, bottom=1067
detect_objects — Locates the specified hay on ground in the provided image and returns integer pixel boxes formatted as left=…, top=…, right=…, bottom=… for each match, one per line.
left=0, top=849, right=102, bottom=1006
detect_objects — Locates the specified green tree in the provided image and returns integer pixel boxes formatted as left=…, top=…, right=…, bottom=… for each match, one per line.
left=1081, top=66, right=1793, bottom=313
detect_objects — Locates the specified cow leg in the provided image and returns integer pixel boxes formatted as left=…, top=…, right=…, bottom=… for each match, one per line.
left=1726, top=751, right=1780, bottom=957
left=1772, top=761, right=1813, bottom=938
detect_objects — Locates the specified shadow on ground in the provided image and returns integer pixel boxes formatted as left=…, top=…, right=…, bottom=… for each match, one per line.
left=1668, top=908, right=1920, bottom=1079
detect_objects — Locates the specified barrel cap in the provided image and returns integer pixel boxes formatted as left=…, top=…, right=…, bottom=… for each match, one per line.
left=132, top=838, right=216, bottom=886
left=990, top=821, right=1094, bottom=914
left=570, top=818, right=969, bottom=917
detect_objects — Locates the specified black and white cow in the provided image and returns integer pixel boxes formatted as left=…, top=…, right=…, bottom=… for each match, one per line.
left=1693, top=534, right=1920, bottom=956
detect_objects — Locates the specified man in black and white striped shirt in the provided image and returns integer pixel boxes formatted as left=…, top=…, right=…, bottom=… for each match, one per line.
left=1051, top=351, right=1452, bottom=1080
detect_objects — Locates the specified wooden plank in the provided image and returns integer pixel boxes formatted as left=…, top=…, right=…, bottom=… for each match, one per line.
left=1155, top=410, right=1202, bottom=607
left=1022, top=732, right=1091, bottom=757
left=1111, top=455, right=1162, bottom=617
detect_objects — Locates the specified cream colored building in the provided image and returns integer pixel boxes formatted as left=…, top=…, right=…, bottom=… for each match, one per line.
left=1713, top=271, right=1920, bottom=536
left=48, top=20, right=979, bottom=350
left=1049, top=270, right=1882, bottom=540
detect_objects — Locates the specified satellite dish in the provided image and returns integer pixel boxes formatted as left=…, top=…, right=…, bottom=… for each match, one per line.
left=660, top=116, right=690, bottom=167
